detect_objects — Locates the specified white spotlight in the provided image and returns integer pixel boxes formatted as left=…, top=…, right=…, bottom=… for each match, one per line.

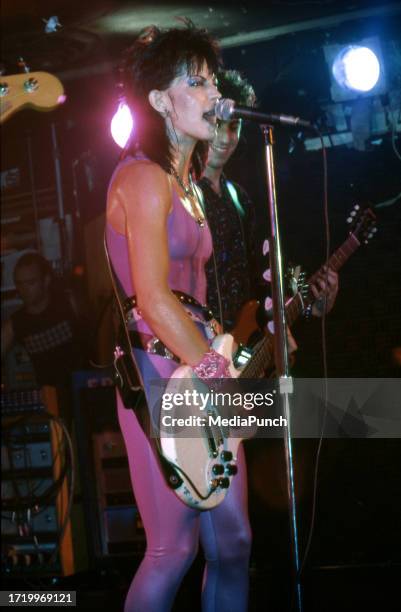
left=333, top=46, right=381, bottom=93
left=111, top=103, right=133, bottom=149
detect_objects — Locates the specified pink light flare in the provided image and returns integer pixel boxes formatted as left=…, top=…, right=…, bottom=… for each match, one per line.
left=110, top=102, right=133, bottom=148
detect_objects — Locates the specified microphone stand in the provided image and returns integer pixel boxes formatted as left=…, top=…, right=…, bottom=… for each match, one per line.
left=261, top=124, right=303, bottom=611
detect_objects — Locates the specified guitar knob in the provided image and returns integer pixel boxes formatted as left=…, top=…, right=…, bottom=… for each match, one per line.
left=0, top=82, right=9, bottom=96
left=212, top=464, right=224, bottom=475
left=220, top=450, right=233, bottom=462
left=210, top=478, right=220, bottom=490
left=219, top=477, right=230, bottom=489
left=225, top=464, right=238, bottom=476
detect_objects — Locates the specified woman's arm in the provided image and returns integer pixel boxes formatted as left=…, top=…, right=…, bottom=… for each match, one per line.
left=107, top=160, right=209, bottom=366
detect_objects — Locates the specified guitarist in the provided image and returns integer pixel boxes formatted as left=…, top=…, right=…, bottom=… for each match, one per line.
left=198, top=69, right=339, bottom=344
left=106, top=24, right=252, bottom=612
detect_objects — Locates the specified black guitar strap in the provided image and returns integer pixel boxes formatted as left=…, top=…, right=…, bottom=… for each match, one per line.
left=103, top=232, right=184, bottom=490
left=103, top=232, right=145, bottom=408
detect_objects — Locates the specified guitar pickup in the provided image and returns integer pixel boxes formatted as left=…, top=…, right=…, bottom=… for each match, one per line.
left=233, top=344, right=253, bottom=368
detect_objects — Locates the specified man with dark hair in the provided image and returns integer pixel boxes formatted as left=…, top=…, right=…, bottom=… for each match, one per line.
left=198, top=70, right=260, bottom=331
left=2, top=252, right=85, bottom=390
left=198, top=69, right=338, bottom=338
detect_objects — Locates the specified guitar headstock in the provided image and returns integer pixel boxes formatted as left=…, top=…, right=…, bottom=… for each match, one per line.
left=0, top=72, right=65, bottom=124
left=347, top=204, right=377, bottom=245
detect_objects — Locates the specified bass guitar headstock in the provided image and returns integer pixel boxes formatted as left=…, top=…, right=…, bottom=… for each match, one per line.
left=0, top=71, right=65, bottom=124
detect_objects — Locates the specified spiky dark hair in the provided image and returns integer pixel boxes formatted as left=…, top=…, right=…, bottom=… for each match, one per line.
left=216, top=69, right=256, bottom=107
left=120, top=20, right=221, bottom=173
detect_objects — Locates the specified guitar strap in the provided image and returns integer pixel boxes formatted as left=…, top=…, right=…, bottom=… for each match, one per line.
left=103, top=232, right=185, bottom=491
left=226, top=180, right=245, bottom=218
left=103, top=232, right=145, bottom=408
left=226, top=179, right=248, bottom=265
left=195, top=182, right=226, bottom=332
left=197, top=177, right=249, bottom=332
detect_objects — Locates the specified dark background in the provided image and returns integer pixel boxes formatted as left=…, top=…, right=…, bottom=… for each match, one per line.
left=1, top=2, right=401, bottom=610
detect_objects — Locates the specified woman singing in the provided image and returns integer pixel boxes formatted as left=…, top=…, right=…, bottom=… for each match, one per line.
left=106, top=23, right=251, bottom=612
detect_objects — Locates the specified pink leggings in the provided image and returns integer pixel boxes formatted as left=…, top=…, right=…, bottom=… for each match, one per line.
left=117, top=394, right=252, bottom=611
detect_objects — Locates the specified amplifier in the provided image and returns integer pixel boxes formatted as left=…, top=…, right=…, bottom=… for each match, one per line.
left=1, top=388, right=76, bottom=576
left=2, top=441, right=53, bottom=471
left=92, top=430, right=144, bottom=555
left=2, top=507, right=58, bottom=536
left=1, top=388, right=44, bottom=416
left=72, top=370, right=145, bottom=561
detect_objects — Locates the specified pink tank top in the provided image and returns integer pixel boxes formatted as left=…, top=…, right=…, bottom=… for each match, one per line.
left=106, top=157, right=213, bottom=308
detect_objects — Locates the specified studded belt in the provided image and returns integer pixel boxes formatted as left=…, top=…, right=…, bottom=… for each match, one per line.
left=124, top=290, right=216, bottom=362
left=123, top=290, right=215, bottom=321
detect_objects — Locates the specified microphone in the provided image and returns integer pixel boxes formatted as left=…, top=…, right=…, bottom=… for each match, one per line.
left=215, top=98, right=312, bottom=129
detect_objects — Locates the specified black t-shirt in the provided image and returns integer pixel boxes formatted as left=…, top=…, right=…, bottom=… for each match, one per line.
left=11, top=292, right=84, bottom=387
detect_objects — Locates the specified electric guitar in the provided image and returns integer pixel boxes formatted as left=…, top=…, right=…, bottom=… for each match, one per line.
left=160, top=206, right=377, bottom=510
left=233, top=205, right=378, bottom=350
left=0, top=72, right=64, bottom=123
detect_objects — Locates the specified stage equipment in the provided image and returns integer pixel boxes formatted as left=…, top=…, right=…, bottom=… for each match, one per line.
left=71, top=370, right=145, bottom=563
left=1, top=387, right=76, bottom=577
left=323, top=37, right=386, bottom=102
left=110, top=102, right=133, bottom=148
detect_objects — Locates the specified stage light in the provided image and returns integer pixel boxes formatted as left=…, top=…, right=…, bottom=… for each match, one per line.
left=332, top=46, right=380, bottom=93
left=111, top=102, right=133, bottom=148
left=323, top=36, right=386, bottom=102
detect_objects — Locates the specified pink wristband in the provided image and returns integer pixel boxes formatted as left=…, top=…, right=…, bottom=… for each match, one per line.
left=193, top=348, right=231, bottom=381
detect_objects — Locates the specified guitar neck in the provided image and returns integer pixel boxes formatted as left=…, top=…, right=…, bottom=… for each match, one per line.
left=240, top=231, right=362, bottom=379
left=285, top=231, right=361, bottom=327
left=240, top=332, right=274, bottom=379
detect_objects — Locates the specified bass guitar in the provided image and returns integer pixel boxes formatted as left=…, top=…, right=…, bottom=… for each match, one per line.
left=0, top=72, right=64, bottom=123
left=160, top=206, right=377, bottom=510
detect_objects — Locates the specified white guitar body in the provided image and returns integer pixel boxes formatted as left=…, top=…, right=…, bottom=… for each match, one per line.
left=160, top=333, right=245, bottom=510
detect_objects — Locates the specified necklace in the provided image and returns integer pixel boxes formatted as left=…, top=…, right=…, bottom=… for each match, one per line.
left=171, top=169, right=205, bottom=227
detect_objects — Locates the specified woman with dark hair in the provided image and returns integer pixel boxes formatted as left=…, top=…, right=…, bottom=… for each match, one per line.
left=106, top=24, right=251, bottom=612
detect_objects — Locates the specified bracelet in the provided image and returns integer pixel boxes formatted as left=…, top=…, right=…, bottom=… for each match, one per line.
left=193, top=348, right=231, bottom=381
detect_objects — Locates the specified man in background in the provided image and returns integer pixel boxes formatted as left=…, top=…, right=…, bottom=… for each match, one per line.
left=198, top=69, right=338, bottom=343
left=1, top=252, right=87, bottom=422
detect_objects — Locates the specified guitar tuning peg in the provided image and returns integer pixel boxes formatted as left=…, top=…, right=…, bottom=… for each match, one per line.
left=264, top=296, right=273, bottom=312
left=372, top=227, right=378, bottom=233
left=350, top=211, right=357, bottom=217
left=263, top=268, right=271, bottom=282
left=354, top=204, right=360, bottom=210
left=17, top=57, right=30, bottom=73
left=346, top=217, right=352, bottom=223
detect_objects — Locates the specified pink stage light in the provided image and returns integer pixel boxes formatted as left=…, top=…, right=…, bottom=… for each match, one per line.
left=111, top=103, right=133, bottom=148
